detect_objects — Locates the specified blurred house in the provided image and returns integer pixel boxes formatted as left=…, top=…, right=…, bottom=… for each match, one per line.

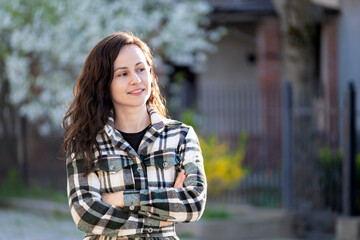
left=198, top=0, right=339, bottom=163
left=199, top=0, right=281, bottom=170
left=191, top=0, right=360, bottom=237
left=195, top=0, right=358, bottom=237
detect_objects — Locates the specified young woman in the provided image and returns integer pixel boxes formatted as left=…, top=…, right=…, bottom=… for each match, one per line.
left=62, top=32, right=207, bottom=240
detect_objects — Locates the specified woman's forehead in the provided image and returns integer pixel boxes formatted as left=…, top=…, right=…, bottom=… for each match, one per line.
left=114, top=45, right=147, bottom=66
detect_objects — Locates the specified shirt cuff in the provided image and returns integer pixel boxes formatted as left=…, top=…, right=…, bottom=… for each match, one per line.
left=144, top=217, right=161, bottom=227
left=123, top=190, right=141, bottom=212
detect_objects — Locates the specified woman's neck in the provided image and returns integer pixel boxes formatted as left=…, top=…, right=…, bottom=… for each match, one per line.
left=113, top=105, right=150, bottom=133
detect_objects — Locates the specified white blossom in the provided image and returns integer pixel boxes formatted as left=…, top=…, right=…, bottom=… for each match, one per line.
left=0, top=0, right=225, bottom=134
left=5, top=54, right=31, bottom=105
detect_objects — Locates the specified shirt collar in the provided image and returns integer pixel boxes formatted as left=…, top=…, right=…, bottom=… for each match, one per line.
left=147, top=105, right=165, bottom=134
left=103, top=105, right=165, bottom=151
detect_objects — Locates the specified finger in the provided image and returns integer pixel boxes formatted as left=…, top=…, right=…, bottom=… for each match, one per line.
left=101, top=193, right=111, bottom=204
left=174, top=178, right=181, bottom=188
left=179, top=173, right=186, bottom=187
left=175, top=170, right=185, bottom=184
left=160, top=221, right=172, bottom=227
left=181, top=173, right=186, bottom=183
left=174, top=170, right=186, bottom=188
left=102, top=193, right=109, bottom=200
left=174, top=170, right=185, bottom=188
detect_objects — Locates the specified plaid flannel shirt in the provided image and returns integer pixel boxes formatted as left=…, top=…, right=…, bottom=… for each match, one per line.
left=66, top=106, right=207, bottom=240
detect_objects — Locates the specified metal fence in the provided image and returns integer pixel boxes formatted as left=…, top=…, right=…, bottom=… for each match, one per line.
left=281, top=81, right=344, bottom=238
left=282, top=81, right=343, bottom=212
left=0, top=104, right=65, bottom=190
left=199, top=82, right=282, bottom=208
left=199, top=79, right=360, bottom=238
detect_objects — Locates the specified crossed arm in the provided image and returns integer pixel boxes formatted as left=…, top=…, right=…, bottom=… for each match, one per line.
left=102, top=170, right=187, bottom=227
left=67, top=127, right=206, bottom=236
left=67, top=158, right=205, bottom=236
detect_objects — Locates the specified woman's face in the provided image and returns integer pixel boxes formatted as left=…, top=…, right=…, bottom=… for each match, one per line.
left=110, top=44, right=152, bottom=111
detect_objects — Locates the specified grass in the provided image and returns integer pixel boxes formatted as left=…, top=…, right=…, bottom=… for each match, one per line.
left=177, top=232, right=195, bottom=238
left=202, top=206, right=235, bottom=220
left=0, top=168, right=67, bottom=203
left=245, top=187, right=281, bottom=208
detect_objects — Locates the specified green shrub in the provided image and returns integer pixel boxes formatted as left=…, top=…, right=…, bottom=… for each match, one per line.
left=0, top=168, right=66, bottom=203
left=202, top=207, right=235, bottom=219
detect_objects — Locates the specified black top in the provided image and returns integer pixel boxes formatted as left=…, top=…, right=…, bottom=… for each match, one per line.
left=120, top=125, right=150, bottom=152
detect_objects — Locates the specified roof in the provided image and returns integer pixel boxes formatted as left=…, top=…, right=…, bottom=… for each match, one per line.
left=311, top=0, right=339, bottom=10
left=206, top=0, right=276, bottom=23
left=205, top=0, right=339, bottom=23
left=206, top=0, right=276, bottom=14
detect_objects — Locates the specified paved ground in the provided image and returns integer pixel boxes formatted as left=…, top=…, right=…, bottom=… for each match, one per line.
left=0, top=207, right=83, bottom=240
left=0, top=207, right=301, bottom=240
left=0, top=198, right=301, bottom=240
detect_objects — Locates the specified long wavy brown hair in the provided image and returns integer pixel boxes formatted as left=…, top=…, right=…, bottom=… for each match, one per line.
left=62, top=32, right=167, bottom=169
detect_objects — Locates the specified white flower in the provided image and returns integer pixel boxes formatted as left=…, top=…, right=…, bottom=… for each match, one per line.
left=1, top=0, right=225, bottom=134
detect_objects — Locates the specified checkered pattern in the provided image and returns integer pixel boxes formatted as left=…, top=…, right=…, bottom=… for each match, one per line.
left=66, top=106, right=207, bottom=240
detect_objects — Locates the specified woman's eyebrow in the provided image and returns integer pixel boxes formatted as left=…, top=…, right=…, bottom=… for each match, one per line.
left=114, top=62, right=144, bottom=72
left=114, top=66, right=127, bottom=72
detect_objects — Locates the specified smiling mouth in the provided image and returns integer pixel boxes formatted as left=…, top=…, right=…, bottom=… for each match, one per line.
left=128, top=89, right=144, bottom=94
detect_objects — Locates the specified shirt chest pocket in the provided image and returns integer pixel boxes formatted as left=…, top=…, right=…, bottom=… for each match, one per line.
left=143, top=150, right=182, bottom=189
left=93, top=155, right=135, bottom=193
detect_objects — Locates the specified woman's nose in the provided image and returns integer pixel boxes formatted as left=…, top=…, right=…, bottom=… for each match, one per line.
left=130, top=71, right=141, bottom=84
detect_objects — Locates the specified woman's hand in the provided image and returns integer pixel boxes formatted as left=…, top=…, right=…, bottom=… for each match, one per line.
left=160, top=170, right=186, bottom=227
left=174, top=170, right=186, bottom=188
left=102, top=191, right=124, bottom=207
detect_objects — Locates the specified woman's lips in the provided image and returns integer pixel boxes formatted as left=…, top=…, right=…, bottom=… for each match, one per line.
left=128, top=89, right=145, bottom=95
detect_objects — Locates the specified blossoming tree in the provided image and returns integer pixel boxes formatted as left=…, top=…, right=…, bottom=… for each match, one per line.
left=0, top=0, right=224, bottom=134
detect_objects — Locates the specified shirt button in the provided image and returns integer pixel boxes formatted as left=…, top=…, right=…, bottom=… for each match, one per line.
left=137, top=167, right=142, bottom=172
left=148, top=228, right=153, bottom=233
left=129, top=205, right=135, bottom=211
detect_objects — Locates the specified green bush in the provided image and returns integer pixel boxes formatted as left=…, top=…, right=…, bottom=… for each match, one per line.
left=0, top=168, right=66, bottom=203
left=202, top=206, right=235, bottom=219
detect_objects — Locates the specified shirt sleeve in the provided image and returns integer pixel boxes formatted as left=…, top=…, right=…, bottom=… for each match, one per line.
left=66, top=154, right=161, bottom=237
left=122, top=126, right=207, bottom=223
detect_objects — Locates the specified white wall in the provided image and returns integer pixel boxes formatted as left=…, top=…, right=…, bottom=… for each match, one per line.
left=197, top=25, right=260, bottom=137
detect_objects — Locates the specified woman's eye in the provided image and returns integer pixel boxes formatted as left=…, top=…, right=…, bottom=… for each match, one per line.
left=118, top=72, right=127, bottom=77
left=138, top=68, right=146, bottom=72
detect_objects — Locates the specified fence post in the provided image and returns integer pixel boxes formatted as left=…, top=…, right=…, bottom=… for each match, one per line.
left=17, top=116, right=28, bottom=186
left=342, top=82, right=356, bottom=216
left=282, top=81, right=294, bottom=210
